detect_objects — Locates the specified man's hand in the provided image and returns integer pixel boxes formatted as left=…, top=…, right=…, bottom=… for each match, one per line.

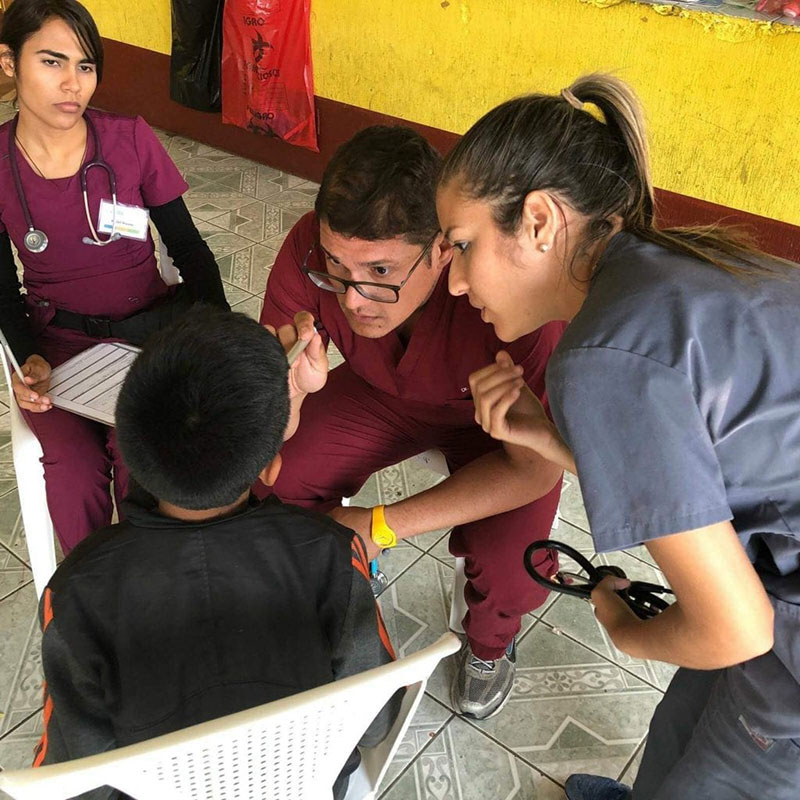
left=328, top=504, right=382, bottom=562
left=11, top=355, right=53, bottom=413
left=266, top=311, right=328, bottom=398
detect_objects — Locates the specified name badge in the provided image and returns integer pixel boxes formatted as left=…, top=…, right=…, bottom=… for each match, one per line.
left=97, top=199, right=150, bottom=241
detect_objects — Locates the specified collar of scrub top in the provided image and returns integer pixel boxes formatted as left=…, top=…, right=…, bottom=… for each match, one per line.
left=524, top=539, right=673, bottom=619
left=7, top=112, right=120, bottom=253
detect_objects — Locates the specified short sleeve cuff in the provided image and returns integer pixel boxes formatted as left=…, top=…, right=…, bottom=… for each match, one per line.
left=591, top=503, right=734, bottom=553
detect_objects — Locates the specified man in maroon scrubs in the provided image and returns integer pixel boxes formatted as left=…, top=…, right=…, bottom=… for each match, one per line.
left=259, top=126, right=564, bottom=720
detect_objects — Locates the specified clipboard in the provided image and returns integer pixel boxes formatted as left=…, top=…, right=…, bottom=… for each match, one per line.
left=47, top=342, right=141, bottom=427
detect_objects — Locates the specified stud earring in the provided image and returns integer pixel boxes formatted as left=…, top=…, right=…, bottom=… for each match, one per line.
left=539, top=243, right=550, bottom=253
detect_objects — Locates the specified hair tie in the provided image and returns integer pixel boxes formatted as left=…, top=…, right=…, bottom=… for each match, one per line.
left=560, top=88, right=607, bottom=125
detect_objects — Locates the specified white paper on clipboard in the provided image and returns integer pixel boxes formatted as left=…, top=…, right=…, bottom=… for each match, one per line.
left=47, top=342, right=141, bottom=426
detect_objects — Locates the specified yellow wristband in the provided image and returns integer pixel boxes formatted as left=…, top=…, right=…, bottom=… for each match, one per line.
left=371, top=505, right=397, bottom=549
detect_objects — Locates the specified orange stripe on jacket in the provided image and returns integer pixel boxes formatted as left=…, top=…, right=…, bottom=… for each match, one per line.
left=352, top=535, right=368, bottom=567
left=42, top=587, right=54, bottom=632
left=34, top=589, right=55, bottom=767
left=350, top=539, right=396, bottom=660
left=33, top=692, right=54, bottom=767
left=352, top=556, right=370, bottom=582
left=375, top=606, right=396, bottom=660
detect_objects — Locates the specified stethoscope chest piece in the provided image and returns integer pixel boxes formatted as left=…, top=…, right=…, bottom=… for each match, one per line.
left=23, top=228, right=48, bottom=254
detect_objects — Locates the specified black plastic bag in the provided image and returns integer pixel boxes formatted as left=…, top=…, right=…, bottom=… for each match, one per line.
left=170, top=0, right=224, bottom=112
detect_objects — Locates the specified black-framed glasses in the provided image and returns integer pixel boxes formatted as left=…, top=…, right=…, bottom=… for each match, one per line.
left=301, top=233, right=438, bottom=304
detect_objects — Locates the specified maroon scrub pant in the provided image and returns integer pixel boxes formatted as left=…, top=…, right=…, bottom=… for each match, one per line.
left=23, top=330, right=130, bottom=554
left=261, top=364, right=560, bottom=661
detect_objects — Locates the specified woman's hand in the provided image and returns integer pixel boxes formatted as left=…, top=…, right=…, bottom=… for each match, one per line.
left=265, top=311, right=328, bottom=398
left=470, top=351, right=553, bottom=452
left=11, top=355, right=53, bottom=413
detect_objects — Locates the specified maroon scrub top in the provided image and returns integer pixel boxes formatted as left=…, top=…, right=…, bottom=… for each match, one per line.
left=0, top=109, right=188, bottom=335
left=261, top=212, right=566, bottom=409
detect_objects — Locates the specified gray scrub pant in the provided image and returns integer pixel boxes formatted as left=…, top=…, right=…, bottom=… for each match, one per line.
left=632, top=658, right=800, bottom=800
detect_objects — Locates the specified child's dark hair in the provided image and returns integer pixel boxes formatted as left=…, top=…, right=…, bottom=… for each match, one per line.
left=116, top=309, right=289, bottom=510
left=0, top=0, right=104, bottom=82
left=441, top=73, right=782, bottom=278
left=315, top=125, right=441, bottom=247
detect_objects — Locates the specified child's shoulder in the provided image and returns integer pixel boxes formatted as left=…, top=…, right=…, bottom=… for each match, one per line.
left=250, top=498, right=357, bottom=548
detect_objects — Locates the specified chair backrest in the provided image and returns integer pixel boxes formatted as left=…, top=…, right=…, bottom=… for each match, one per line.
left=0, top=633, right=460, bottom=800
left=159, top=239, right=181, bottom=287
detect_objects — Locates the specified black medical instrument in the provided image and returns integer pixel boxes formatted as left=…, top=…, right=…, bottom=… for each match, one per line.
left=8, top=114, right=120, bottom=254
left=524, top=539, right=673, bottom=619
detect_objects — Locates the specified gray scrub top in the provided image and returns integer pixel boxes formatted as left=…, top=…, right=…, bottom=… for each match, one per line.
left=546, top=232, right=800, bottom=727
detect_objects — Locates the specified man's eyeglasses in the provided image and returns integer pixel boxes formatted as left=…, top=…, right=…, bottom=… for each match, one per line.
left=301, top=233, right=438, bottom=304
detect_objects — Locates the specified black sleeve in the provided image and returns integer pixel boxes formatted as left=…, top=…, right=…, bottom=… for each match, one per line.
left=148, top=197, right=230, bottom=310
left=0, top=232, right=37, bottom=363
left=36, top=590, right=117, bottom=799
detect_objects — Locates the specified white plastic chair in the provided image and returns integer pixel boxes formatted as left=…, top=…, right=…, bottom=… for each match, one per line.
left=0, top=633, right=461, bottom=800
left=0, top=342, right=58, bottom=599
left=0, top=246, right=180, bottom=598
left=158, top=238, right=182, bottom=287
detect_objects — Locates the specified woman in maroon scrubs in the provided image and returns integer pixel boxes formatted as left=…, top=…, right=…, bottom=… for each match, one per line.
left=0, top=0, right=228, bottom=552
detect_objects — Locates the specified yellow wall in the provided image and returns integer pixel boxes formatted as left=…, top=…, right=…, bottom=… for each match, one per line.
left=84, top=1, right=800, bottom=227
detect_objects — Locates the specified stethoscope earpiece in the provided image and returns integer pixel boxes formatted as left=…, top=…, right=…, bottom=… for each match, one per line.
left=82, top=232, right=121, bottom=247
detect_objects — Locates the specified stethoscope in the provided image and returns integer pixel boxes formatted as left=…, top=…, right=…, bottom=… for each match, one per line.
left=8, top=113, right=120, bottom=254
left=524, top=539, right=674, bottom=619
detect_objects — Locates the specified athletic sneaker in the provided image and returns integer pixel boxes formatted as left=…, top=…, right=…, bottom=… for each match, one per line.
left=565, top=774, right=632, bottom=800
left=451, top=637, right=516, bottom=719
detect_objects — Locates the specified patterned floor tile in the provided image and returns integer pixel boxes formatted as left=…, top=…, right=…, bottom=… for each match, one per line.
left=0, top=543, right=30, bottom=602
left=380, top=693, right=453, bottom=790
left=216, top=242, right=278, bottom=295
left=541, top=551, right=676, bottom=691
left=255, top=171, right=318, bottom=201
left=0, top=709, right=43, bottom=773
left=0, top=490, right=24, bottom=557
left=558, top=473, right=589, bottom=534
left=463, top=624, right=662, bottom=786
left=231, top=294, right=264, bottom=323
left=379, top=555, right=455, bottom=662
left=619, top=736, right=646, bottom=785
left=266, top=190, right=316, bottom=214
left=385, top=557, right=539, bottom=713
left=184, top=183, right=264, bottom=225
left=260, top=231, right=294, bottom=252
left=0, top=582, right=42, bottom=742
left=189, top=187, right=302, bottom=245
left=0, top=439, right=17, bottom=497
left=167, top=137, right=237, bottom=165
left=195, top=219, right=254, bottom=263
left=379, top=715, right=565, bottom=800
left=222, top=282, right=253, bottom=309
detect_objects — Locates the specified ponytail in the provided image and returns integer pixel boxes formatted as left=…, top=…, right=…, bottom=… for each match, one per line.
left=441, top=73, right=788, bottom=279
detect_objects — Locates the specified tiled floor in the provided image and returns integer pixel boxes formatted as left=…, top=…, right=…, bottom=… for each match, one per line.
left=0, top=103, right=673, bottom=798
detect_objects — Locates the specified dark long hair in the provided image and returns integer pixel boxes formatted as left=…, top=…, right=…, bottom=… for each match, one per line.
left=0, top=0, right=104, bottom=82
left=440, top=73, right=783, bottom=278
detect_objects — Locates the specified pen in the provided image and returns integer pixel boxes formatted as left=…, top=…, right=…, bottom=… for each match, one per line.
left=0, top=327, right=26, bottom=383
left=286, top=321, right=323, bottom=366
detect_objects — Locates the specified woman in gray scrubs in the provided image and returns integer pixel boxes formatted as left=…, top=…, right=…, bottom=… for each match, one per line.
left=436, top=74, right=800, bottom=800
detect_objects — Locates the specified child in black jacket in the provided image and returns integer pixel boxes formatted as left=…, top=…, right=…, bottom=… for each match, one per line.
left=34, top=308, right=401, bottom=799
